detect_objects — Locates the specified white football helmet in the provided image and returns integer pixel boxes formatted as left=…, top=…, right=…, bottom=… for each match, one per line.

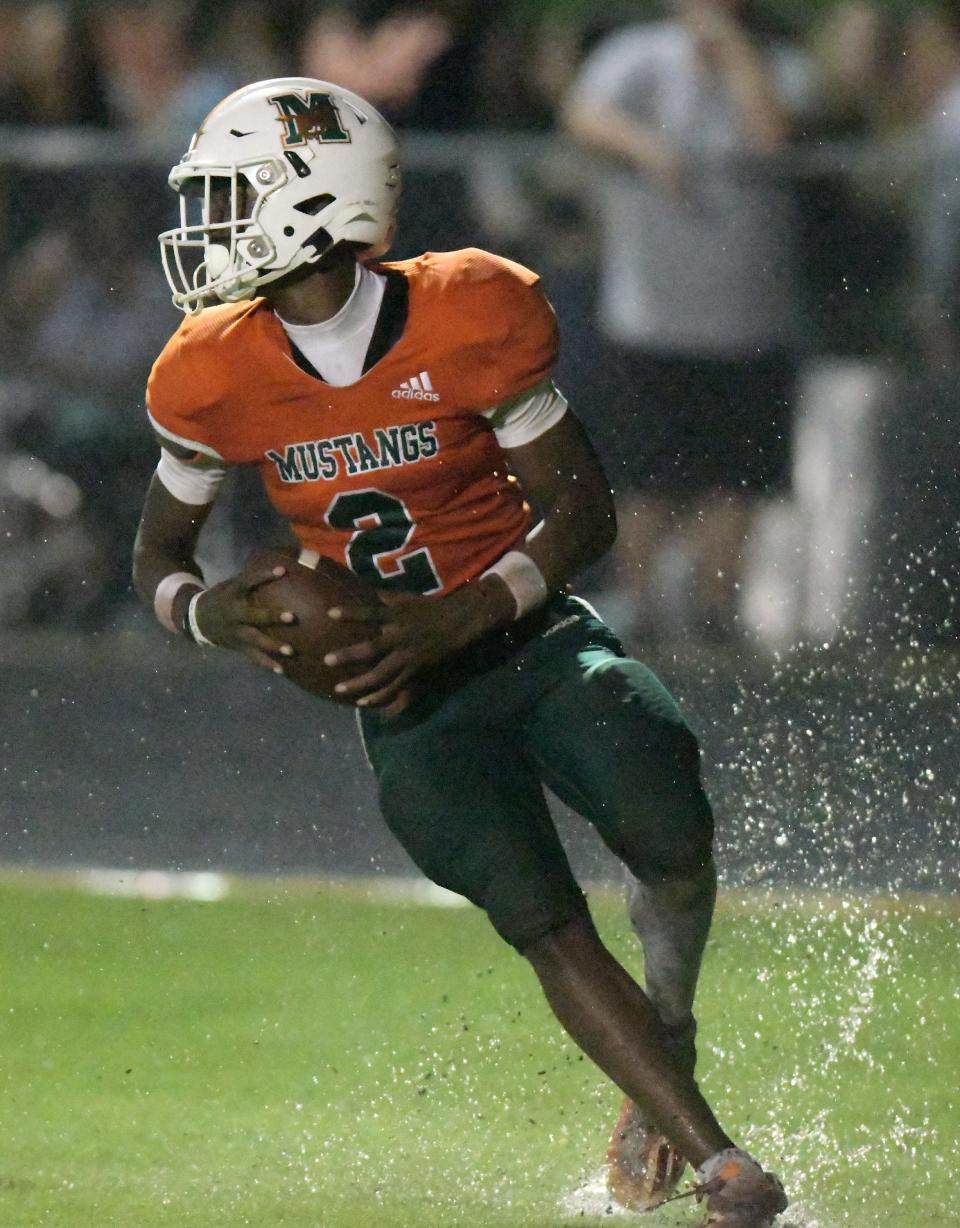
left=159, top=78, right=401, bottom=313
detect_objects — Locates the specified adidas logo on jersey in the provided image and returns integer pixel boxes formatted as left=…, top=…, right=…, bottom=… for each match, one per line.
left=392, top=371, right=440, bottom=402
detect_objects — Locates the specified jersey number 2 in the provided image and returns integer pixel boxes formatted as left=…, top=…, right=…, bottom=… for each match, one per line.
left=325, top=489, right=441, bottom=595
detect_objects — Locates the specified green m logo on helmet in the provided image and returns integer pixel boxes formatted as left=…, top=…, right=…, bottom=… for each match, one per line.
left=268, top=92, right=351, bottom=148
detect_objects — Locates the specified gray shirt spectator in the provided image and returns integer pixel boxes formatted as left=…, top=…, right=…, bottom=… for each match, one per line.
left=564, top=9, right=812, bottom=356
left=562, top=2, right=813, bottom=646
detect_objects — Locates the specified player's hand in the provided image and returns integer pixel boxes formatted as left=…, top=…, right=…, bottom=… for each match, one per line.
left=191, top=560, right=297, bottom=672
left=322, top=578, right=516, bottom=710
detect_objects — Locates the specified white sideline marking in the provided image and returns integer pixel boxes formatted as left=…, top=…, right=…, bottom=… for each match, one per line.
left=366, top=878, right=470, bottom=908
left=0, top=865, right=472, bottom=908
left=81, top=868, right=230, bottom=902
left=2, top=866, right=955, bottom=919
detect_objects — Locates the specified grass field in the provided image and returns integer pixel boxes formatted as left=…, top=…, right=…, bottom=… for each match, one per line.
left=0, top=875, right=956, bottom=1228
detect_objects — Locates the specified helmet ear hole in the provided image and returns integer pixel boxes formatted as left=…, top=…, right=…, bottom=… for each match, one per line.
left=294, top=193, right=335, bottom=216
left=284, top=150, right=312, bottom=179
left=305, top=227, right=334, bottom=257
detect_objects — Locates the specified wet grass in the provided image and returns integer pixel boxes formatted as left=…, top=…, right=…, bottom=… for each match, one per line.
left=0, top=878, right=955, bottom=1227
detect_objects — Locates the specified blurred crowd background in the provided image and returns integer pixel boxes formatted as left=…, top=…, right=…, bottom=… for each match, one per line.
left=1, top=0, right=959, bottom=651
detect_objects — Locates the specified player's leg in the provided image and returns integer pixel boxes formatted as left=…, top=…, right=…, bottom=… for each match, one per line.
left=359, top=702, right=592, bottom=958
left=612, top=865, right=715, bottom=1208
left=626, top=863, right=715, bottom=1054
left=525, top=642, right=716, bottom=1043
left=521, top=912, right=730, bottom=1167
left=360, top=641, right=786, bottom=1224
left=360, top=690, right=729, bottom=1166
left=522, top=631, right=720, bottom=1205
left=524, top=914, right=786, bottom=1226
left=522, top=637, right=786, bottom=1223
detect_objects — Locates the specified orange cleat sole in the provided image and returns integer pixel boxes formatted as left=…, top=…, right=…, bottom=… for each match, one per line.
left=605, top=1096, right=687, bottom=1212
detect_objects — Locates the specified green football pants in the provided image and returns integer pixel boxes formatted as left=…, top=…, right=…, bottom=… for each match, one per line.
left=359, top=597, right=714, bottom=951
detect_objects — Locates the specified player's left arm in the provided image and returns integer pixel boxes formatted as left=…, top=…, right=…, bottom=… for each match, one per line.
left=327, top=407, right=617, bottom=709
left=500, top=407, right=617, bottom=593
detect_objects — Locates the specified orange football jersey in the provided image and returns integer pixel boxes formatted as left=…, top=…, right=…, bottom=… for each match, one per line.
left=147, top=248, right=559, bottom=594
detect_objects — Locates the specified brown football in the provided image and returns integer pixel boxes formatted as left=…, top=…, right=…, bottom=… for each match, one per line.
left=247, top=551, right=382, bottom=703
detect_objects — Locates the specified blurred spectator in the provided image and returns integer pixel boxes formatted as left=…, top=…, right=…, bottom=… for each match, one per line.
left=302, top=5, right=451, bottom=119
left=93, top=0, right=244, bottom=146
left=397, top=0, right=501, bottom=132
left=902, top=2, right=960, bottom=372
left=0, top=2, right=109, bottom=126
left=520, top=194, right=607, bottom=440
left=0, top=451, right=102, bottom=627
left=301, top=1, right=497, bottom=130
left=300, top=1, right=505, bottom=255
left=1, top=177, right=178, bottom=622
left=797, top=1, right=910, bottom=356
left=563, top=0, right=812, bottom=645
left=185, top=0, right=288, bottom=87
left=524, top=11, right=634, bottom=129
left=808, top=0, right=898, bottom=137
left=471, top=8, right=611, bottom=131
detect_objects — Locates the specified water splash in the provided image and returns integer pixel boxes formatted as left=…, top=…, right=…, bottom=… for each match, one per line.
left=560, top=1167, right=829, bottom=1226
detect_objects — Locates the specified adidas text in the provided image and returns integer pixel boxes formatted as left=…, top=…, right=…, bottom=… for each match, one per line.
left=392, top=371, right=440, bottom=402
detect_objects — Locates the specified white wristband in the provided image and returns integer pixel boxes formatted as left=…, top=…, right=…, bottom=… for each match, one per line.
left=482, top=550, right=549, bottom=620
left=187, top=589, right=217, bottom=646
left=153, top=571, right=204, bottom=634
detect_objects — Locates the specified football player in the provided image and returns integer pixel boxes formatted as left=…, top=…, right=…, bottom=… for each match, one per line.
left=132, top=78, right=788, bottom=1226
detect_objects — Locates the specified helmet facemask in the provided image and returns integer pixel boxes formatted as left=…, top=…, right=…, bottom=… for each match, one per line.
left=160, top=157, right=290, bottom=313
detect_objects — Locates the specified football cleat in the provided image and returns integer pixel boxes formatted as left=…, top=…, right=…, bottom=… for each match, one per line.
left=605, top=1096, right=687, bottom=1212
left=605, top=1015, right=697, bottom=1211
left=693, top=1149, right=788, bottom=1228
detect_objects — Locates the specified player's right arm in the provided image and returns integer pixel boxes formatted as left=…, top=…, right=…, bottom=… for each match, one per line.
left=139, top=317, right=296, bottom=670
left=132, top=471, right=294, bottom=673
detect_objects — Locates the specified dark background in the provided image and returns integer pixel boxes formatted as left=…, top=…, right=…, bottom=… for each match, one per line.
left=1, top=0, right=958, bottom=896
